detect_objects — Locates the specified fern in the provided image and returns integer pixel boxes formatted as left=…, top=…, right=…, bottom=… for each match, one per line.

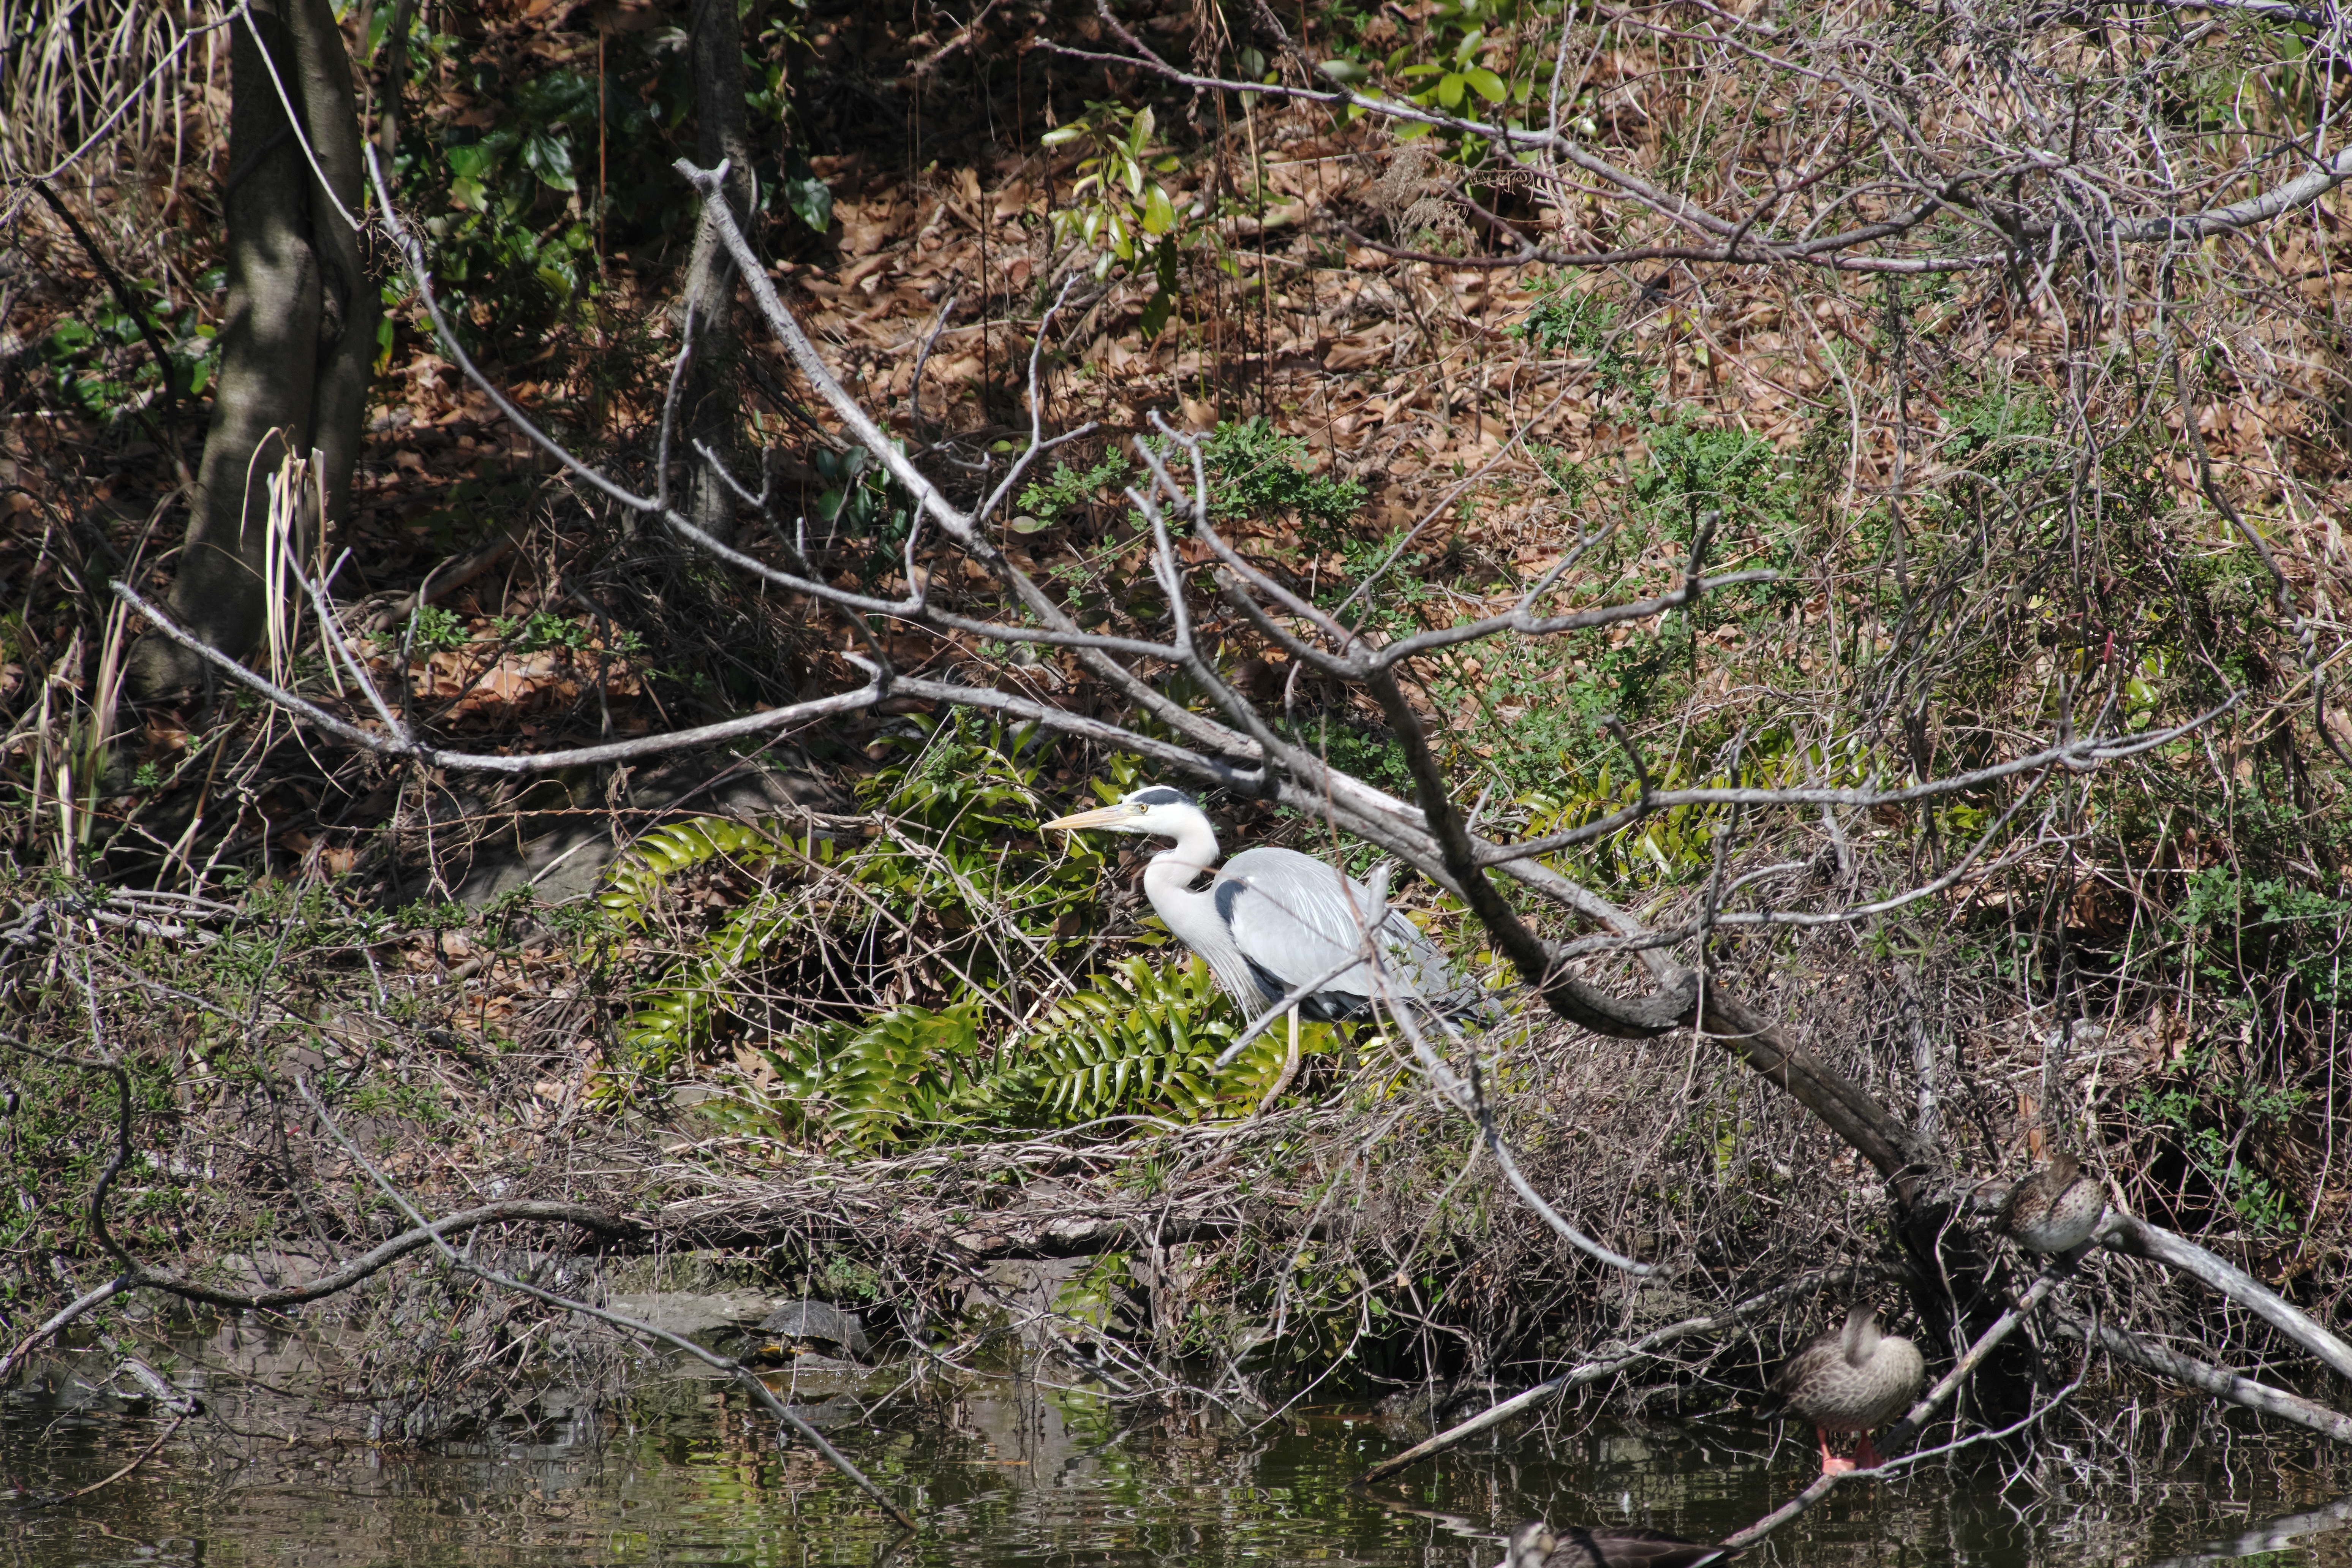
left=598, top=818, right=863, bottom=1075
left=617, top=890, right=807, bottom=1074
left=1020, top=956, right=1330, bottom=1125
left=762, top=1002, right=989, bottom=1146
left=598, top=815, right=835, bottom=926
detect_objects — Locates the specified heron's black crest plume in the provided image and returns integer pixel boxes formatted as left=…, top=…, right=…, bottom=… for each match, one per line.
left=1130, top=787, right=1193, bottom=807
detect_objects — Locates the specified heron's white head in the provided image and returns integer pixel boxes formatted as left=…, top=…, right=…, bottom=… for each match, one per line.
left=1042, top=786, right=1208, bottom=841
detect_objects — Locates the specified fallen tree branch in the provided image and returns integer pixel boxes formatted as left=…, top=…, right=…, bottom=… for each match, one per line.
left=2096, top=1211, right=2352, bottom=1385
left=2058, top=1312, right=2352, bottom=1444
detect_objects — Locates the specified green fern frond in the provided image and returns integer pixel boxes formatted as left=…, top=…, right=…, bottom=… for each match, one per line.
left=616, top=891, right=803, bottom=1072
left=598, top=814, right=841, bottom=925
left=1018, top=956, right=1331, bottom=1125
left=759, top=1002, right=986, bottom=1146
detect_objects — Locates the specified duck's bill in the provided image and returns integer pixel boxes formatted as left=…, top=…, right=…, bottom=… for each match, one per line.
left=1042, top=804, right=1140, bottom=830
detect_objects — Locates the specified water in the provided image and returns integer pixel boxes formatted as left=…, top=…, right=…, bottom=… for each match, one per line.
left=10, top=1361, right=2352, bottom=1568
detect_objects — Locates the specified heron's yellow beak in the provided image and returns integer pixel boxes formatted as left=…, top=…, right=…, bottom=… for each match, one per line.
left=1042, top=803, right=1141, bottom=831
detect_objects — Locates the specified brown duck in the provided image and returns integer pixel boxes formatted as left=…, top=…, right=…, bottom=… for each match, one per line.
left=1997, top=1151, right=2104, bottom=1255
left=1769, top=1302, right=1924, bottom=1475
left=1505, top=1520, right=1733, bottom=1568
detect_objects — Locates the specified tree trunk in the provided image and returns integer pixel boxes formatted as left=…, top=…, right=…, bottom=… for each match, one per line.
left=679, top=0, right=754, bottom=546
left=126, top=0, right=376, bottom=700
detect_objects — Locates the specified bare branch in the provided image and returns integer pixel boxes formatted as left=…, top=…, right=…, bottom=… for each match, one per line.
left=113, top=580, right=888, bottom=775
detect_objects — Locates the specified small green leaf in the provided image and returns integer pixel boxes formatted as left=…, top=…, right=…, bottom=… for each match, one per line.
left=1438, top=71, right=1466, bottom=109
left=1040, top=123, right=1087, bottom=145
left=523, top=130, right=575, bottom=191
left=783, top=172, right=833, bottom=233
left=1141, top=183, right=1176, bottom=236
left=1317, top=58, right=1367, bottom=84
left=1465, top=66, right=1507, bottom=103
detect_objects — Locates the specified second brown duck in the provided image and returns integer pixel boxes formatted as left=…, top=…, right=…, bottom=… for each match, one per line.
left=1769, top=1302, right=1924, bottom=1475
left=1996, top=1150, right=2105, bottom=1255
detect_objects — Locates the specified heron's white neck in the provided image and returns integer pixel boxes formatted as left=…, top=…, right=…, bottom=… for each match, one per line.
left=1137, top=816, right=1264, bottom=1004
left=1145, top=812, right=1220, bottom=875
left=1140, top=813, right=1220, bottom=925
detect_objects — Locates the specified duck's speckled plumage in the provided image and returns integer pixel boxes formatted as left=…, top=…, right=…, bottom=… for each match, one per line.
left=1769, top=1303, right=1925, bottom=1473
left=1504, top=1521, right=1731, bottom=1568
left=1998, top=1151, right=2105, bottom=1254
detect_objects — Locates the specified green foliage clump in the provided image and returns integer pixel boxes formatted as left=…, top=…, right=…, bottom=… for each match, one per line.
left=407, top=605, right=472, bottom=653
left=1202, top=418, right=1365, bottom=534
left=747, top=957, right=1314, bottom=1148
left=493, top=610, right=592, bottom=654
left=2128, top=1040, right=2309, bottom=1236
left=2172, top=865, right=2352, bottom=1008
left=401, top=58, right=601, bottom=341
left=1015, top=450, right=1136, bottom=530
left=40, top=275, right=218, bottom=419
left=1634, top=410, right=1794, bottom=534
left=812, top=444, right=914, bottom=580
left=1022, top=955, right=1305, bottom=1124
left=1510, top=282, right=1654, bottom=403
left=594, top=714, right=1353, bottom=1144
left=1940, top=385, right=2057, bottom=480
left=762, top=1000, right=993, bottom=1145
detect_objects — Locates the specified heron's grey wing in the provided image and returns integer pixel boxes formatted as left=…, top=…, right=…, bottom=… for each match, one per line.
left=1370, top=902, right=1475, bottom=1005
left=1217, top=847, right=1389, bottom=1008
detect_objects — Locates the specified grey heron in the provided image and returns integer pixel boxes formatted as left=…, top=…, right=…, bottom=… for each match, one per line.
left=1042, top=787, right=1487, bottom=1100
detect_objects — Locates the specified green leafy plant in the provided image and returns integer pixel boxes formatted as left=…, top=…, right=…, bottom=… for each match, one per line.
left=1043, top=103, right=1186, bottom=279
left=811, top=443, right=913, bottom=579
left=595, top=715, right=1343, bottom=1138
left=1633, top=410, right=1793, bottom=531
left=1202, top=418, right=1365, bottom=536
left=760, top=1001, right=991, bottom=1146
left=41, top=280, right=218, bottom=419
left=1511, top=283, right=1654, bottom=404
left=407, top=605, right=473, bottom=653
left=494, top=610, right=592, bottom=653
left=1013, top=450, right=1136, bottom=533
left=2129, top=1045, right=2309, bottom=1237
left=1021, top=955, right=1313, bottom=1124
left=1394, top=26, right=1508, bottom=113
left=597, top=715, right=1111, bottom=1081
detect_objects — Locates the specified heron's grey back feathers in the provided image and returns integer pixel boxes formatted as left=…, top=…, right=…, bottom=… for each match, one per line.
left=1218, top=846, right=1486, bottom=1020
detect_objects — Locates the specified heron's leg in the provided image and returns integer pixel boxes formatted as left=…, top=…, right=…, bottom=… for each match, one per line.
left=1252, top=1007, right=1304, bottom=1117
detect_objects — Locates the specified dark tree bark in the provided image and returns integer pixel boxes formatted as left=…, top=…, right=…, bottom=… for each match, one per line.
left=679, top=0, right=754, bottom=547
left=126, top=0, right=376, bottom=700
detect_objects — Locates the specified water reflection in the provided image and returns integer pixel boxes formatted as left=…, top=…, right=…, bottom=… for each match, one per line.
left=8, top=1366, right=2352, bottom=1568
